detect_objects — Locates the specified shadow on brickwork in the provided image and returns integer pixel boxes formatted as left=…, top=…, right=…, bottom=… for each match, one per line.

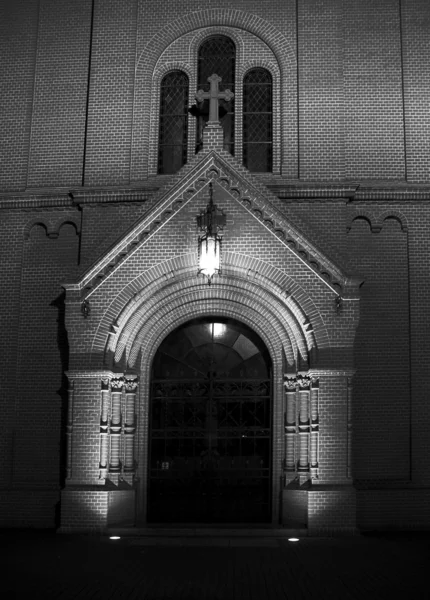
left=50, top=290, right=69, bottom=527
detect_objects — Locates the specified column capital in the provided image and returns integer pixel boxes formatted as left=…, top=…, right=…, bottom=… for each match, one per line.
left=124, top=378, right=138, bottom=393
left=284, top=374, right=319, bottom=391
left=110, top=378, right=124, bottom=391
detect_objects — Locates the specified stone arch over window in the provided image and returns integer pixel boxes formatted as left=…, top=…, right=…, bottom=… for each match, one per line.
left=150, top=30, right=281, bottom=176
left=132, top=9, right=297, bottom=180
left=157, top=70, right=189, bottom=174
left=243, top=68, right=273, bottom=172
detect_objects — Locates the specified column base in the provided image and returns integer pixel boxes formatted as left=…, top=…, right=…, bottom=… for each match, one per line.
left=60, top=487, right=136, bottom=532
left=282, top=484, right=357, bottom=535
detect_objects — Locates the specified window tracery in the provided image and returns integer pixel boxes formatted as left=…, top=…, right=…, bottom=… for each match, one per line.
left=158, top=70, right=189, bottom=174
left=243, top=68, right=273, bottom=172
left=156, top=34, right=277, bottom=174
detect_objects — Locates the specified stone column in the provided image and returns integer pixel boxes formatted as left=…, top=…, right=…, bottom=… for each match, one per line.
left=298, top=377, right=310, bottom=473
left=310, top=378, right=320, bottom=480
left=124, top=377, right=138, bottom=473
left=284, top=378, right=297, bottom=473
left=99, top=377, right=110, bottom=479
left=109, top=378, right=123, bottom=473
left=66, top=380, right=74, bottom=480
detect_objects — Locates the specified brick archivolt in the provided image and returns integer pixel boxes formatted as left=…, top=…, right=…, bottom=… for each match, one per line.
left=115, top=280, right=299, bottom=370
left=100, top=260, right=326, bottom=373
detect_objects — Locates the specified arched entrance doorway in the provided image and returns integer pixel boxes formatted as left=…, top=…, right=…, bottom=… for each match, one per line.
left=147, top=317, right=272, bottom=523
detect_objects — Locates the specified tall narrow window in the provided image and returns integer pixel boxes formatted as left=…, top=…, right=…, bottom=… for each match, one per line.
left=243, top=68, right=273, bottom=172
left=158, top=71, right=189, bottom=174
left=196, top=36, right=235, bottom=155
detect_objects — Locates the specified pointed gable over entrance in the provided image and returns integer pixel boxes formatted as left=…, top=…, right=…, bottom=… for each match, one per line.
left=61, top=121, right=361, bottom=533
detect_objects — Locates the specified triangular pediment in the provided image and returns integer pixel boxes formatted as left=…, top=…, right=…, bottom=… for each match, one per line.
left=64, top=149, right=360, bottom=297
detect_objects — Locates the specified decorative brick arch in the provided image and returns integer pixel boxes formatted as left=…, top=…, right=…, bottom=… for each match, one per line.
left=346, top=210, right=376, bottom=233
left=23, top=218, right=49, bottom=239
left=24, top=216, right=80, bottom=240
left=132, top=286, right=288, bottom=524
left=119, top=284, right=301, bottom=369
left=131, top=9, right=297, bottom=180
left=377, top=209, right=409, bottom=232
left=52, top=218, right=80, bottom=238
left=90, top=253, right=331, bottom=376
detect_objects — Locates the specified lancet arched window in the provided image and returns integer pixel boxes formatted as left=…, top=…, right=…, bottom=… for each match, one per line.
left=243, top=68, right=273, bottom=172
left=196, top=36, right=235, bottom=155
left=158, top=70, right=189, bottom=174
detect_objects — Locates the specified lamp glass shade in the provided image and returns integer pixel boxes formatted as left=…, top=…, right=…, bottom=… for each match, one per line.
left=199, top=234, right=220, bottom=279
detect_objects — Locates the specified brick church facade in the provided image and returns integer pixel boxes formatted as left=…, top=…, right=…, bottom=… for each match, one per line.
left=1, top=0, right=429, bottom=534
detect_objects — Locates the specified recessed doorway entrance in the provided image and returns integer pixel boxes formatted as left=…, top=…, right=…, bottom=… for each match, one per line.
left=148, top=318, right=272, bottom=523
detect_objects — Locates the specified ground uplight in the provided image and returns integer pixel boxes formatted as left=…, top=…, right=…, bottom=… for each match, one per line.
left=109, top=536, right=121, bottom=540
left=288, top=538, right=299, bottom=542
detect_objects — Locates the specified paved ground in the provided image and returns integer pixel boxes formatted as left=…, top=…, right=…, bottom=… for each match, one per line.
left=3, top=529, right=429, bottom=599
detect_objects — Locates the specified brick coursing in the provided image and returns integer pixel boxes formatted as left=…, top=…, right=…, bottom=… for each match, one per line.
left=1, top=0, right=429, bottom=532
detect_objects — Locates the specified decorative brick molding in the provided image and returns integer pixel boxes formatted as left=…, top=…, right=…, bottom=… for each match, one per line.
left=105, top=268, right=320, bottom=374
left=346, top=207, right=408, bottom=233
left=284, top=375, right=320, bottom=480
left=66, top=150, right=360, bottom=299
left=23, top=215, right=80, bottom=239
left=96, top=376, right=139, bottom=484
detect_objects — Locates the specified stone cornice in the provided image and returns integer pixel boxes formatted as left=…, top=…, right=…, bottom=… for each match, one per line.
left=66, top=370, right=125, bottom=379
left=1, top=180, right=429, bottom=210
left=0, top=186, right=160, bottom=210
left=284, top=369, right=356, bottom=378
left=270, top=183, right=430, bottom=201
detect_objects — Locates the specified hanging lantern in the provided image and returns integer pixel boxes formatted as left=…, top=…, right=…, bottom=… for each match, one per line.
left=198, top=231, right=221, bottom=280
left=197, top=182, right=226, bottom=284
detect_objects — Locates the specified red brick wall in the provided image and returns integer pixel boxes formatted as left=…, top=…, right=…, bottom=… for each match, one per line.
left=344, top=0, right=405, bottom=180
left=0, top=0, right=429, bottom=531
left=407, top=208, right=430, bottom=485
left=1, top=1, right=430, bottom=188
left=60, top=489, right=108, bottom=531
left=84, top=0, right=138, bottom=187
left=0, top=0, right=38, bottom=191
left=0, top=490, right=59, bottom=528
left=298, top=0, right=345, bottom=180
left=27, top=0, right=91, bottom=188
left=357, top=489, right=430, bottom=530
left=0, top=212, right=26, bottom=486
left=347, top=217, right=410, bottom=481
left=308, top=488, right=357, bottom=534
left=401, top=0, right=430, bottom=183
left=11, top=223, right=79, bottom=489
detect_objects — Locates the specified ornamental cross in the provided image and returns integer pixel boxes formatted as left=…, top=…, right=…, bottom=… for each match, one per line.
left=195, top=73, right=234, bottom=123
